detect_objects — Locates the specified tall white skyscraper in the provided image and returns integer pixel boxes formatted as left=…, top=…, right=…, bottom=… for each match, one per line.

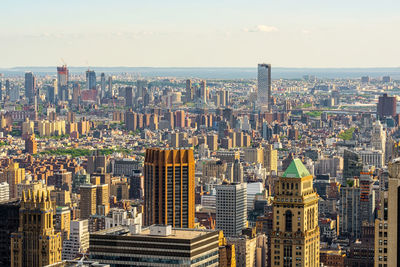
left=257, top=63, right=271, bottom=110
left=216, top=182, right=247, bottom=237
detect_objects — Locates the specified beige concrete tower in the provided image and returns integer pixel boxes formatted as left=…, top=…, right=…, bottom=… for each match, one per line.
left=271, top=159, right=320, bottom=267
left=11, top=190, right=62, bottom=267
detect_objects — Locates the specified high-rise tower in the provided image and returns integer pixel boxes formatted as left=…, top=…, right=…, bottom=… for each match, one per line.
left=144, top=148, right=195, bottom=228
left=100, top=73, right=106, bottom=99
left=57, top=65, right=69, bottom=101
left=86, top=70, right=96, bottom=90
left=271, top=159, right=320, bottom=267
left=11, top=190, right=62, bottom=267
left=216, top=182, right=247, bottom=237
left=257, top=64, right=272, bottom=110
left=24, top=72, right=36, bottom=104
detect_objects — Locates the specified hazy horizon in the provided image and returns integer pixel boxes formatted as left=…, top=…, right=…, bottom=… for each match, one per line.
left=2, top=0, right=400, bottom=68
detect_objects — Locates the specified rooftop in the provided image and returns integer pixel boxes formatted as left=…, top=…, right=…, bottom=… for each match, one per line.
left=93, top=225, right=216, bottom=240
left=282, top=159, right=311, bottom=178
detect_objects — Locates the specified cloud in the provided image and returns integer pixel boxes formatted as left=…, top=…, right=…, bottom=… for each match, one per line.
left=243, top=25, right=278, bottom=33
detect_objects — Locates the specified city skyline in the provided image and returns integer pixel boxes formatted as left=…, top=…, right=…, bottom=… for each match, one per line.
left=1, top=0, right=400, bottom=68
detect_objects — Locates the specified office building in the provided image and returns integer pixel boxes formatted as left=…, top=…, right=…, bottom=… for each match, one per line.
left=377, top=93, right=396, bottom=119
left=47, top=85, right=57, bottom=104
left=86, top=70, right=96, bottom=90
left=216, top=182, right=247, bottom=237
left=340, top=180, right=361, bottom=238
left=387, top=158, right=400, bottom=265
left=0, top=182, right=9, bottom=201
left=80, top=184, right=97, bottom=219
left=125, top=110, right=137, bottom=131
left=263, top=144, right=278, bottom=174
left=25, top=134, right=37, bottom=154
left=247, top=182, right=263, bottom=211
left=0, top=199, right=20, bottom=267
left=125, top=86, right=134, bottom=108
left=374, top=191, right=388, bottom=266
left=24, top=72, right=36, bottom=104
left=100, top=73, right=106, bottom=98
left=232, top=159, right=244, bottom=183
left=186, top=79, right=193, bottom=102
left=257, top=64, right=272, bottom=110
left=207, top=134, right=218, bottom=151
left=144, top=148, right=195, bottom=228
left=72, top=82, right=81, bottom=106
left=11, top=190, right=62, bottom=267
left=371, top=120, right=386, bottom=153
left=87, top=151, right=109, bottom=174
left=200, top=80, right=208, bottom=103
left=271, top=159, right=320, bottom=267
left=96, top=184, right=109, bottom=216
left=113, top=158, right=140, bottom=177
left=62, top=220, right=90, bottom=260
left=90, top=225, right=220, bottom=266
left=1, top=162, right=25, bottom=199
left=55, top=206, right=71, bottom=243
left=343, top=149, right=363, bottom=184
left=57, top=65, right=69, bottom=101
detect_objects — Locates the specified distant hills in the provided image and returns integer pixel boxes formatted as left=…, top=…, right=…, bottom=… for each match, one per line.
left=1, top=67, right=400, bottom=79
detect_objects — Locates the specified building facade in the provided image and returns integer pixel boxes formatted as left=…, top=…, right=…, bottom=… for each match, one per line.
left=89, top=225, right=220, bottom=266
left=271, top=159, right=320, bottom=267
left=216, top=183, right=247, bottom=237
left=144, top=148, right=195, bottom=228
left=11, top=190, right=62, bottom=267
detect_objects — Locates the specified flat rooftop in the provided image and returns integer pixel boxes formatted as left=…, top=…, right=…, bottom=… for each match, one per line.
left=93, top=226, right=217, bottom=240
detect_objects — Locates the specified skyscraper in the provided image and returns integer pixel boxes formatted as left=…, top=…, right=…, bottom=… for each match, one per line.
left=216, top=182, right=247, bottom=237
left=125, top=86, right=134, bottom=108
left=100, top=72, right=106, bottom=98
left=57, top=65, right=69, bottom=101
left=343, top=149, right=363, bottom=184
left=79, top=184, right=97, bottom=219
left=108, top=76, right=113, bottom=96
left=377, top=93, right=396, bottom=119
left=263, top=144, right=278, bottom=174
left=11, top=190, right=62, bottom=267
left=271, top=159, right=320, bottom=267
left=72, top=82, right=81, bottom=106
left=86, top=70, right=96, bottom=90
left=47, top=85, right=56, bottom=104
left=186, top=79, right=193, bottom=102
left=24, top=72, right=36, bottom=104
left=144, top=148, right=195, bottom=228
left=200, top=80, right=207, bottom=103
left=387, top=158, right=400, bottom=264
left=257, top=64, right=272, bottom=110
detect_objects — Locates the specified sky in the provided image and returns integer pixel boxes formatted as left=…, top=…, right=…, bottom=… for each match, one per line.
left=1, top=0, right=400, bottom=68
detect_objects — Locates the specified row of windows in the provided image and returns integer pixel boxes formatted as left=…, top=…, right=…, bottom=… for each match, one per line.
left=91, top=251, right=218, bottom=265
